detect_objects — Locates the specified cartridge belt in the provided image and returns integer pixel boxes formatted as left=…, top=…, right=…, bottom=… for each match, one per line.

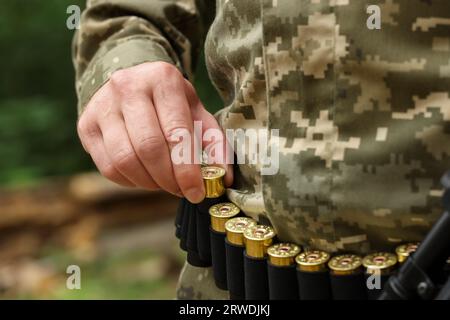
left=175, top=167, right=443, bottom=300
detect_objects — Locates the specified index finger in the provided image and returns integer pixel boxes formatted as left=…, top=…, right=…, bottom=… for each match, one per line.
left=152, top=75, right=205, bottom=203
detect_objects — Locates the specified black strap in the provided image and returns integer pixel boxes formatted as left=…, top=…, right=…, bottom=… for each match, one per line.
left=210, top=228, right=228, bottom=290
left=365, top=273, right=391, bottom=300
left=330, top=272, right=367, bottom=300
left=196, top=196, right=226, bottom=263
left=179, top=201, right=190, bottom=251
left=244, top=252, right=269, bottom=300
left=435, top=275, right=450, bottom=300
left=297, top=270, right=332, bottom=300
left=175, top=198, right=186, bottom=239
left=186, top=203, right=198, bottom=252
left=186, top=204, right=211, bottom=267
left=196, top=206, right=212, bottom=264
left=225, top=240, right=245, bottom=300
left=267, top=262, right=298, bottom=300
left=187, top=250, right=211, bottom=268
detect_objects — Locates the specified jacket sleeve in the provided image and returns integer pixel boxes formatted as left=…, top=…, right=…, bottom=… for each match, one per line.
left=72, top=0, right=214, bottom=115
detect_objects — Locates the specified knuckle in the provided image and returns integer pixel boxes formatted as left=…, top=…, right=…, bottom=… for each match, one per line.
left=100, top=163, right=120, bottom=181
left=109, top=69, right=135, bottom=94
left=155, top=62, right=179, bottom=79
left=183, top=79, right=196, bottom=95
left=136, top=135, right=166, bottom=160
left=164, top=121, right=191, bottom=143
left=111, top=148, right=137, bottom=170
left=77, top=116, right=97, bottom=139
left=76, top=117, right=88, bottom=137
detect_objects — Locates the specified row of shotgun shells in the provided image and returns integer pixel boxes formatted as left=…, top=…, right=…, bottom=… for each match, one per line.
left=202, top=167, right=421, bottom=275
left=209, top=201, right=420, bottom=275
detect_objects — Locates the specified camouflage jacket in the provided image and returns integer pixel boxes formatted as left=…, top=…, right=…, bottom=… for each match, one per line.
left=73, top=0, right=450, bottom=299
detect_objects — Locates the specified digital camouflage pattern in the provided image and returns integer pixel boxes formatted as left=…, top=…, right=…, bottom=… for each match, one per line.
left=73, top=0, right=450, bottom=299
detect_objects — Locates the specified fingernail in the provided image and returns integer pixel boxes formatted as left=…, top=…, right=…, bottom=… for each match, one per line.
left=185, top=187, right=205, bottom=204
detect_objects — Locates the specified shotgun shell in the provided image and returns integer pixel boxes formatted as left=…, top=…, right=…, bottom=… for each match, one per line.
left=202, top=166, right=226, bottom=198
left=225, top=217, right=257, bottom=246
left=209, top=202, right=240, bottom=233
left=296, top=250, right=330, bottom=272
left=395, top=243, right=420, bottom=264
left=362, top=252, right=398, bottom=275
left=268, top=243, right=302, bottom=267
left=328, top=254, right=363, bottom=276
left=244, top=225, right=276, bottom=259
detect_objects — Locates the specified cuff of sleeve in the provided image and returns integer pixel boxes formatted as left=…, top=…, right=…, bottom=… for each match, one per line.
left=76, top=36, right=176, bottom=115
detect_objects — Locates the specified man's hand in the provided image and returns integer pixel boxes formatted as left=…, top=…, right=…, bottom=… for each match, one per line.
left=77, top=62, right=232, bottom=203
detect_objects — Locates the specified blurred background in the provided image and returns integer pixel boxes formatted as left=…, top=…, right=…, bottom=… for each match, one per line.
left=0, top=0, right=222, bottom=299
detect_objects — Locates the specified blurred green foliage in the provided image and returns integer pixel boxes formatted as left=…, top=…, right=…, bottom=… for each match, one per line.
left=0, top=0, right=91, bottom=187
left=0, top=0, right=222, bottom=187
